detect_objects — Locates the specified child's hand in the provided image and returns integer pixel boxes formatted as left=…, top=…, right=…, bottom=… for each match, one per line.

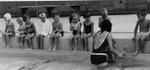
left=132, top=37, right=136, bottom=41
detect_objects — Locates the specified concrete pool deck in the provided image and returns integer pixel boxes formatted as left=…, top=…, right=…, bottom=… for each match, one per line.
left=1, top=47, right=150, bottom=70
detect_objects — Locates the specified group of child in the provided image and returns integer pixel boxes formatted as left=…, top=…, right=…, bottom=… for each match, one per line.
left=2, top=11, right=95, bottom=51
left=2, top=8, right=150, bottom=65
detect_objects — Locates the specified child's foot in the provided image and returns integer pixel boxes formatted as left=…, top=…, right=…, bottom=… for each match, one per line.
left=133, top=52, right=139, bottom=56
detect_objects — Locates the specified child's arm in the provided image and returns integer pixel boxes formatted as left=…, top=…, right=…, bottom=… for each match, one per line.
left=70, top=24, right=73, bottom=31
left=134, top=22, right=139, bottom=38
left=57, top=23, right=63, bottom=33
left=5, top=25, right=7, bottom=33
left=12, top=23, right=15, bottom=35
left=77, top=23, right=81, bottom=35
left=32, top=23, right=37, bottom=36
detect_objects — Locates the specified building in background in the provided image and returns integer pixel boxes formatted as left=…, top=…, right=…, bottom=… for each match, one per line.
left=0, top=0, right=149, bottom=17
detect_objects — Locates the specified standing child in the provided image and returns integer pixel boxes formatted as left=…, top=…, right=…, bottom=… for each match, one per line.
left=70, top=13, right=81, bottom=51
left=133, top=10, right=150, bottom=55
left=23, top=15, right=36, bottom=49
left=82, top=13, right=94, bottom=51
left=2, top=13, right=15, bottom=48
left=50, top=14, right=64, bottom=50
left=16, top=17, right=26, bottom=48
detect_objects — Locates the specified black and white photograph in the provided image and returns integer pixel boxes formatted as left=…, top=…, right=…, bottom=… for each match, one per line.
left=0, top=0, right=150, bottom=70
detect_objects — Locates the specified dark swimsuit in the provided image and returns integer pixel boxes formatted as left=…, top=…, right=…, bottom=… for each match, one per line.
left=91, top=32, right=114, bottom=65
left=84, top=22, right=92, bottom=34
left=25, top=23, right=36, bottom=35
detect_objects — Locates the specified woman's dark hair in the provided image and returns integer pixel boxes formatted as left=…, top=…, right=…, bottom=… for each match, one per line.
left=101, top=20, right=112, bottom=32
left=23, top=14, right=30, bottom=22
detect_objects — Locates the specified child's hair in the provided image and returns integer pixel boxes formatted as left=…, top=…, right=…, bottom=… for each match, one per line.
left=3, top=13, right=12, bottom=21
left=16, top=17, right=23, bottom=22
left=39, top=12, right=47, bottom=18
left=137, top=9, right=147, bottom=17
left=23, top=14, right=31, bottom=22
left=83, top=12, right=91, bottom=18
left=52, top=13, right=60, bottom=18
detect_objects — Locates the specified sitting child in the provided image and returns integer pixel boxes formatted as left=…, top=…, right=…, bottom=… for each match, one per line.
left=23, top=15, right=36, bottom=49
left=82, top=13, right=94, bottom=51
left=16, top=17, right=26, bottom=48
left=70, top=13, right=81, bottom=51
left=133, top=10, right=150, bottom=54
left=2, top=13, right=15, bottom=48
left=50, top=14, right=64, bottom=50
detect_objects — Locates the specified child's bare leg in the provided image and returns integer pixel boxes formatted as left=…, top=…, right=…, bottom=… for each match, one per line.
left=85, top=37, right=89, bottom=51
left=140, top=37, right=146, bottom=53
left=74, top=37, right=78, bottom=51
left=82, top=37, right=86, bottom=51
left=25, top=38, right=30, bottom=48
left=135, top=37, right=140, bottom=55
left=55, top=37, right=59, bottom=50
left=29, top=38, right=33, bottom=49
left=36, top=34, right=41, bottom=49
left=5, top=35, right=10, bottom=48
left=83, top=37, right=88, bottom=51
left=2, top=33, right=7, bottom=47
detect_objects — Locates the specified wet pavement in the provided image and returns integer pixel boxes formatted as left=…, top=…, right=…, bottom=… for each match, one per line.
left=0, top=47, right=150, bottom=70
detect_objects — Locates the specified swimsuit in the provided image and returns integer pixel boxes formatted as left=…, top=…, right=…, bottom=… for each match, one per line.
left=84, top=22, right=92, bottom=34
left=91, top=32, right=114, bottom=65
left=5, top=22, right=15, bottom=36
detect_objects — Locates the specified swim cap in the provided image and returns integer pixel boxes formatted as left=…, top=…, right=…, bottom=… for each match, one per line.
left=3, top=13, right=12, bottom=21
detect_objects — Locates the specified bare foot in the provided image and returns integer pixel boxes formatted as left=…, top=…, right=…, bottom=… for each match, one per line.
left=133, top=51, right=139, bottom=56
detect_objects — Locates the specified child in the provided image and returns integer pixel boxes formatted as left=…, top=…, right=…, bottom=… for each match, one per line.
left=23, top=15, right=36, bottom=49
left=2, top=13, right=15, bottom=48
left=16, top=17, right=26, bottom=48
left=70, top=13, right=81, bottom=51
left=36, top=13, right=52, bottom=50
left=82, top=13, right=94, bottom=51
left=50, top=14, right=64, bottom=50
left=133, top=10, right=150, bottom=54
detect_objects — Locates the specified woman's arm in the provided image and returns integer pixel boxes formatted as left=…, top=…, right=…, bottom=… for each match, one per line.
left=107, top=33, right=122, bottom=57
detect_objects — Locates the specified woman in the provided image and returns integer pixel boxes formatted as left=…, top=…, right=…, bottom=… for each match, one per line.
left=82, top=13, right=94, bottom=51
left=2, top=13, right=15, bottom=48
left=23, top=15, right=36, bottom=49
left=91, top=20, right=126, bottom=65
left=50, top=14, right=64, bottom=50
left=70, top=13, right=81, bottom=51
